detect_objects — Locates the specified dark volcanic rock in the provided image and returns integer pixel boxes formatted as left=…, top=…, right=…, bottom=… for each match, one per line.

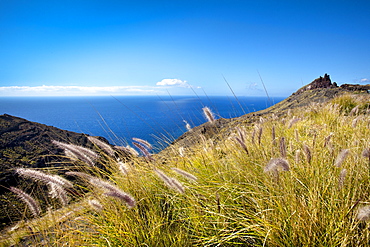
left=295, top=73, right=336, bottom=94
left=340, top=84, right=370, bottom=92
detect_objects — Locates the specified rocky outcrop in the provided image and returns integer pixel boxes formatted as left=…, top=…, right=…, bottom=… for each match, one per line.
left=340, top=84, right=370, bottom=92
left=295, top=74, right=337, bottom=94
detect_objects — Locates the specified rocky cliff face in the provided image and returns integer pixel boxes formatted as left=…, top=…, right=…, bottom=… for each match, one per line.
left=295, top=73, right=336, bottom=94
left=340, top=83, right=370, bottom=92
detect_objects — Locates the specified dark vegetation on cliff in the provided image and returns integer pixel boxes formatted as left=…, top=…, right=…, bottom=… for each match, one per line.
left=0, top=115, right=118, bottom=228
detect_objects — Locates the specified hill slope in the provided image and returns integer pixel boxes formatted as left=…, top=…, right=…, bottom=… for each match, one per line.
left=168, top=74, right=369, bottom=151
left=0, top=114, right=104, bottom=228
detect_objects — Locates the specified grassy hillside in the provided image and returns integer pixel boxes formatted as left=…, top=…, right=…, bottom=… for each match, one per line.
left=1, top=90, right=370, bottom=246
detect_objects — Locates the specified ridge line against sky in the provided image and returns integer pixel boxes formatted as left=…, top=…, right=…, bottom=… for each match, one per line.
left=1, top=0, right=369, bottom=97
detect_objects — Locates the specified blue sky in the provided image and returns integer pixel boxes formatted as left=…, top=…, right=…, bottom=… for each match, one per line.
left=0, top=0, right=369, bottom=96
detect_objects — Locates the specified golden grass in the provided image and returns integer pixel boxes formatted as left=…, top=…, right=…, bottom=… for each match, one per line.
left=2, top=93, right=370, bottom=246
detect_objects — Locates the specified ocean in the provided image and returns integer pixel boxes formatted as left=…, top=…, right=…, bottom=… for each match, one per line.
left=0, top=96, right=284, bottom=150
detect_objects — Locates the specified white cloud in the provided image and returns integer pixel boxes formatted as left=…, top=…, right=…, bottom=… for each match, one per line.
left=360, top=78, right=370, bottom=83
left=156, top=79, right=191, bottom=88
left=0, top=85, right=159, bottom=96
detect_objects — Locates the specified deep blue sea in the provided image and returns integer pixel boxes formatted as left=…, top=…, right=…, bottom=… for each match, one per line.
left=0, top=96, right=284, bottom=150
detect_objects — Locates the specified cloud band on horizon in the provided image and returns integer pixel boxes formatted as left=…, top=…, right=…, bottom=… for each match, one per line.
left=0, top=85, right=160, bottom=96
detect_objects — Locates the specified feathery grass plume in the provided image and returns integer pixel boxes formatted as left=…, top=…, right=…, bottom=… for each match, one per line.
left=294, top=129, right=300, bottom=142
left=172, top=167, right=198, bottom=182
left=118, top=161, right=130, bottom=175
left=103, top=190, right=136, bottom=208
left=349, top=105, right=359, bottom=116
left=264, top=158, right=290, bottom=173
left=199, top=134, right=207, bottom=144
left=88, top=136, right=115, bottom=157
left=9, top=187, right=41, bottom=217
left=114, top=145, right=139, bottom=157
left=87, top=177, right=136, bottom=208
left=271, top=125, right=276, bottom=146
left=179, top=147, right=185, bottom=157
left=88, top=199, right=103, bottom=211
left=48, top=182, right=69, bottom=206
left=352, top=117, right=360, bottom=128
left=324, top=133, right=334, bottom=147
left=303, top=144, right=312, bottom=163
left=279, top=137, right=287, bottom=158
left=295, top=150, right=301, bottom=163
left=52, top=140, right=98, bottom=166
left=288, top=116, right=301, bottom=129
left=155, top=169, right=185, bottom=194
left=183, top=120, right=192, bottom=131
left=133, top=142, right=153, bottom=161
left=202, top=106, right=215, bottom=123
left=234, top=127, right=249, bottom=154
left=357, top=205, right=370, bottom=221
left=334, top=149, right=350, bottom=167
left=251, top=128, right=256, bottom=145
left=236, top=127, right=246, bottom=143
left=362, top=148, right=370, bottom=162
left=259, top=117, right=266, bottom=123
left=132, top=137, right=152, bottom=150
left=257, top=125, right=263, bottom=145
left=312, top=132, right=317, bottom=148
left=65, top=150, right=79, bottom=160
left=17, top=168, right=73, bottom=188
left=338, top=168, right=347, bottom=189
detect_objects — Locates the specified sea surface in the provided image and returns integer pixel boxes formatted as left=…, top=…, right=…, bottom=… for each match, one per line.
left=0, top=96, right=284, bottom=150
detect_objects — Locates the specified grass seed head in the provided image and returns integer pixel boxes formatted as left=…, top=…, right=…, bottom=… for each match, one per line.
left=88, top=199, right=103, bottom=211
left=202, top=106, right=215, bottom=123
left=132, top=138, right=152, bottom=150
left=334, top=149, right=350, bottom=167
left=155, top=169, right=185, bottom=194
left=9, top=187, right=41, bottom=217
left=264, top=158, right=290, bottom=173
left=52, top=140, right=99, bottom=166
left=357, top=205, right=370, bottom=221
left=17, top=168, right=73, bottom=188
left=88, top=136, right=115, bottom=157
left=362, top=148, right=370, bottom=159
left=183, top=120, right=192, bottom=131
left=103, top=190, right=136, bottom=208
left=172, top=167, right=198, bottom=182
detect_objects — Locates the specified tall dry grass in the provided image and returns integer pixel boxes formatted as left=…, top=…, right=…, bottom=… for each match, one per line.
left=2, top=93, right=370, bottom=246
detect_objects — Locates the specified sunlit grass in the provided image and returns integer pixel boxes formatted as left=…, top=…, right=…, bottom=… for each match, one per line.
left=2, top=93, right=370, bottom=246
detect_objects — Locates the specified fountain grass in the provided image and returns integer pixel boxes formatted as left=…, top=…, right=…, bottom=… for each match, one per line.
left=2, top=94, right=370, bottom=246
